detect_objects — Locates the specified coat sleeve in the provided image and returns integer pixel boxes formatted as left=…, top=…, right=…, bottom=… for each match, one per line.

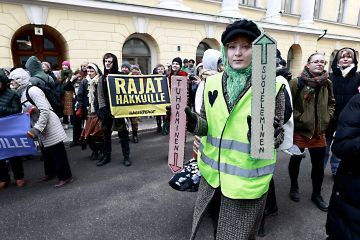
left=327, top=80, right=336, bottom=120
left=97, top=77, right=106, bottom=109
left=29, top=87, right=51, bottom=132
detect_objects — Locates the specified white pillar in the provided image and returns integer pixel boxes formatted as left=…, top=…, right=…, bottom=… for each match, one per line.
left=299, top=0, right=316, bottom=27
left=265, top=0, right=284, bottom=24
left=158, top=0, right=190, bottom=11
left=219, top=0, right=244, bottom=18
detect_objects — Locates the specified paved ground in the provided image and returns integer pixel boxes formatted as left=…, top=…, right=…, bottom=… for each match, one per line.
left=0, top=124, right=334, bottom=240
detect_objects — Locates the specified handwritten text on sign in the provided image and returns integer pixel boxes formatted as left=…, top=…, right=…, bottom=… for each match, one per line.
left=168, top=76, right=188, bottom=173
left=251, top=33, right=277, bottom=160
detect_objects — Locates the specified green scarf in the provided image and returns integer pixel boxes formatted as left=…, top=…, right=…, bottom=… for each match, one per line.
left=221, top=45, right=252, bottom=105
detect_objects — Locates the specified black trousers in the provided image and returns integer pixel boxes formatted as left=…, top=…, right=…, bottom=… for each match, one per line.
left=0, top=157, right=24, bottom=182
left=41, top=142, right=72, bottom=181
left=72, top=114, right=83, bottom=143
left=102, top=116, right=113, bottom=154
left=289, top=147, right=326, bottom=194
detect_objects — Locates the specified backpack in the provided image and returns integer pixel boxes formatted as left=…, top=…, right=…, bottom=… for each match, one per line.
left=25, top=80, right=63, bottom=118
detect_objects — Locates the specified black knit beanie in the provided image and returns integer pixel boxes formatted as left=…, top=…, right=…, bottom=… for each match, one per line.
left=172, top=57, right=182, bottom=69
left=221, top=19, right=261, bottom=45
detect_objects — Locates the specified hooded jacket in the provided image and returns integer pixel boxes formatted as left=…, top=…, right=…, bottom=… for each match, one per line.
left=0, top=69, right=21, bottom=117
left=327, top=47, right=360, bottom=137
left=25, top=56, right=54, bottom=90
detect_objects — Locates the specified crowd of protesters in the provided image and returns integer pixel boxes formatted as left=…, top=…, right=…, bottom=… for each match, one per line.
left=0, top=18, right=359, bottom=239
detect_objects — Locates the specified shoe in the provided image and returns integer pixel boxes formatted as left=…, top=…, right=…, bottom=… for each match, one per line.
left=132, top=135, right=139, bottom=144
left=311, top=194, right=328, bottom=212
left=16, top=179, right=25, bottom=187
left=156, top=126, right=162, bottom=134
left=90, top=151, right=99, bottom=161
left=38, top=175, right=54, bottom=182
left=54, top=178, right=73, bottom=188
left=123, top=158, right=132, bottom=167
left=96, top=156, right=111, bottom=166
left=0, top=181, right=9, bottom=190
left=289, top=187, right=300, bottom=202
left=264, top=205, right=278, bottom=216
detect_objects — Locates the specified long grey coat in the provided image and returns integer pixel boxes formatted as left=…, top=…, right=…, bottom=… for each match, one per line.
left=20, top=86, right=67, bottom=147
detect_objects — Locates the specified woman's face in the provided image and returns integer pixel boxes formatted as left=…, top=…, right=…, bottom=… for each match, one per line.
left=172, top=62, right=180, bottom=73
left=157, top=66, right=165, bottom=75
left=307, top=54, right=326, bottom=76
left=338, top=51, right=353, bottom=68
left=62, top=64, right=69, bottom=70
left=87, top=67, right=97, bottom=79
left=42, top=63, right=50, bottom=72
left=10, top=79, right=20, bottom=90
left=226, top=36, right=252, bottom=70
left=132, top=68, right=140, bottom=75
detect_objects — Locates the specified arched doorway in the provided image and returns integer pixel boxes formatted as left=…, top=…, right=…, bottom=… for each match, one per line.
left=287, top=44, right=302, bottom=76
left=122, top=38, right=151, bottom=74
left=196, top=39, right=220, bottom=65
left=11, top=25, right=65, bottom=69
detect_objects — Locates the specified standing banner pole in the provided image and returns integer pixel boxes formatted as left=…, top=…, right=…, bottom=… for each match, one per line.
left=168, top=76, right=188, bottom=173
left=251, top=33, right=277, bottom=160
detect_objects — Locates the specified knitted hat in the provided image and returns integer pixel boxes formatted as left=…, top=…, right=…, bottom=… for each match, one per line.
left=62, top=60, right=71, bottom=69
left=8, top=68, right=30, bottom=91
left=131, top=64, right=140, bottom=70
left=87, top=63, right=99, bottom=75
left=121, top=62, right=131, bottom=70
left=172, top=57, right=182, bottom=69
left=221, top=19, right=262, bottom=45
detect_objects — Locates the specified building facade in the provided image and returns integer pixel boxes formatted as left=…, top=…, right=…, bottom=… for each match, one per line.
left=1, top=0, right=360, bottom=76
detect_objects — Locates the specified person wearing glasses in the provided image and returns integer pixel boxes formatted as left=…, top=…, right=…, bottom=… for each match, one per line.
left=288, top=53, right=335, bottom=212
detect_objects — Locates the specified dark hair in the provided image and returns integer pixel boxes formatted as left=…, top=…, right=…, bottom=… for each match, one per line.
left=189, top=59, right=195, bottom=64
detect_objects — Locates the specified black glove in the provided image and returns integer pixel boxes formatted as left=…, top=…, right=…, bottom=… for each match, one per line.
left=166, top=105, right=171, bottom=118
left=185, top=106, right=197, bottom=132
left=247, top=115, right=251, bottom=142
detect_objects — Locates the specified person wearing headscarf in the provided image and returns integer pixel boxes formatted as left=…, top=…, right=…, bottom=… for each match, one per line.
left=186, top=19, right=285, bottom=239
left=9, top=68, right=73, bottom=188
left=0, top=69, right=24, bottom=190
left=324, top=47, right=360, bottom=177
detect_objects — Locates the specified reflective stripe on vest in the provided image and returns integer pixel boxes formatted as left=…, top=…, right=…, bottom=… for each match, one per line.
left=199, top=143, right=275, bottom=178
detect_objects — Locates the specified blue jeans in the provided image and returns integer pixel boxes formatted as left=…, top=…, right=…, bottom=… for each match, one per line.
left=324, top=136, right=340, bottom=176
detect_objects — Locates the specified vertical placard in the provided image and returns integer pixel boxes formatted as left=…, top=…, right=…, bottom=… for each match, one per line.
left=168, top=76, right=188, bottom=173
left=251, top=33, right=277, bottom=160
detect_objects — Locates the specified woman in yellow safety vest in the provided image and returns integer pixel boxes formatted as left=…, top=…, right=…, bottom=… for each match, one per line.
left=185, top=19, right=286, bottom=239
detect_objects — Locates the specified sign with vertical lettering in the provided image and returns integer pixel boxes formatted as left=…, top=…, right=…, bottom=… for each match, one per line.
left=168, top=76, right=188, bottom=173
left=251, top=33, right=277, bottom=160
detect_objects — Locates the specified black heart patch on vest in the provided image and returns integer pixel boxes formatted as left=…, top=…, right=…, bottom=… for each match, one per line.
left=208, top=90, right=218, bottom=107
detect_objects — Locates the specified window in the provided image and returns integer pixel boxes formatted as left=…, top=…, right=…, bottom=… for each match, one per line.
left=15, top=35, right=32, bottom=50
left=122, top=38, right=151, bottom=74
left=337, top=0, right=346, bottom=23
left=240, top=0, right=256, bottom=7
left=196, top=42, right=211, bottom=65
left=282, top=0, right=293, bottom=14
left=314, top=0, right=322, bottom=19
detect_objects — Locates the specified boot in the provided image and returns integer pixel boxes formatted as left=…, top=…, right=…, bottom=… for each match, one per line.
left=96, top=153, right=111, bottom=166
left=311, top=193, right=328, bottom=212
left=289, top=186, right=300, bottom=202
left=132, top=132, right=139, bottom=143
left=16, top=179, right=25, bottom=187
left=120, top=138, right=131, bottom=167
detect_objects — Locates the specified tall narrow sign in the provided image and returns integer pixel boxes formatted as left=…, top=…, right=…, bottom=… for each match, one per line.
left=251, top=33, right=277, bottom=160
left=168, top=76, right=188, bottom=173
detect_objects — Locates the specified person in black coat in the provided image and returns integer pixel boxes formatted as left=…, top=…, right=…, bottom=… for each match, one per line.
left=0, top=69, right=24, bottom=189
left=326, top=93, right=360, bottom=240
left=325, top=48, right=360, bottom=176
